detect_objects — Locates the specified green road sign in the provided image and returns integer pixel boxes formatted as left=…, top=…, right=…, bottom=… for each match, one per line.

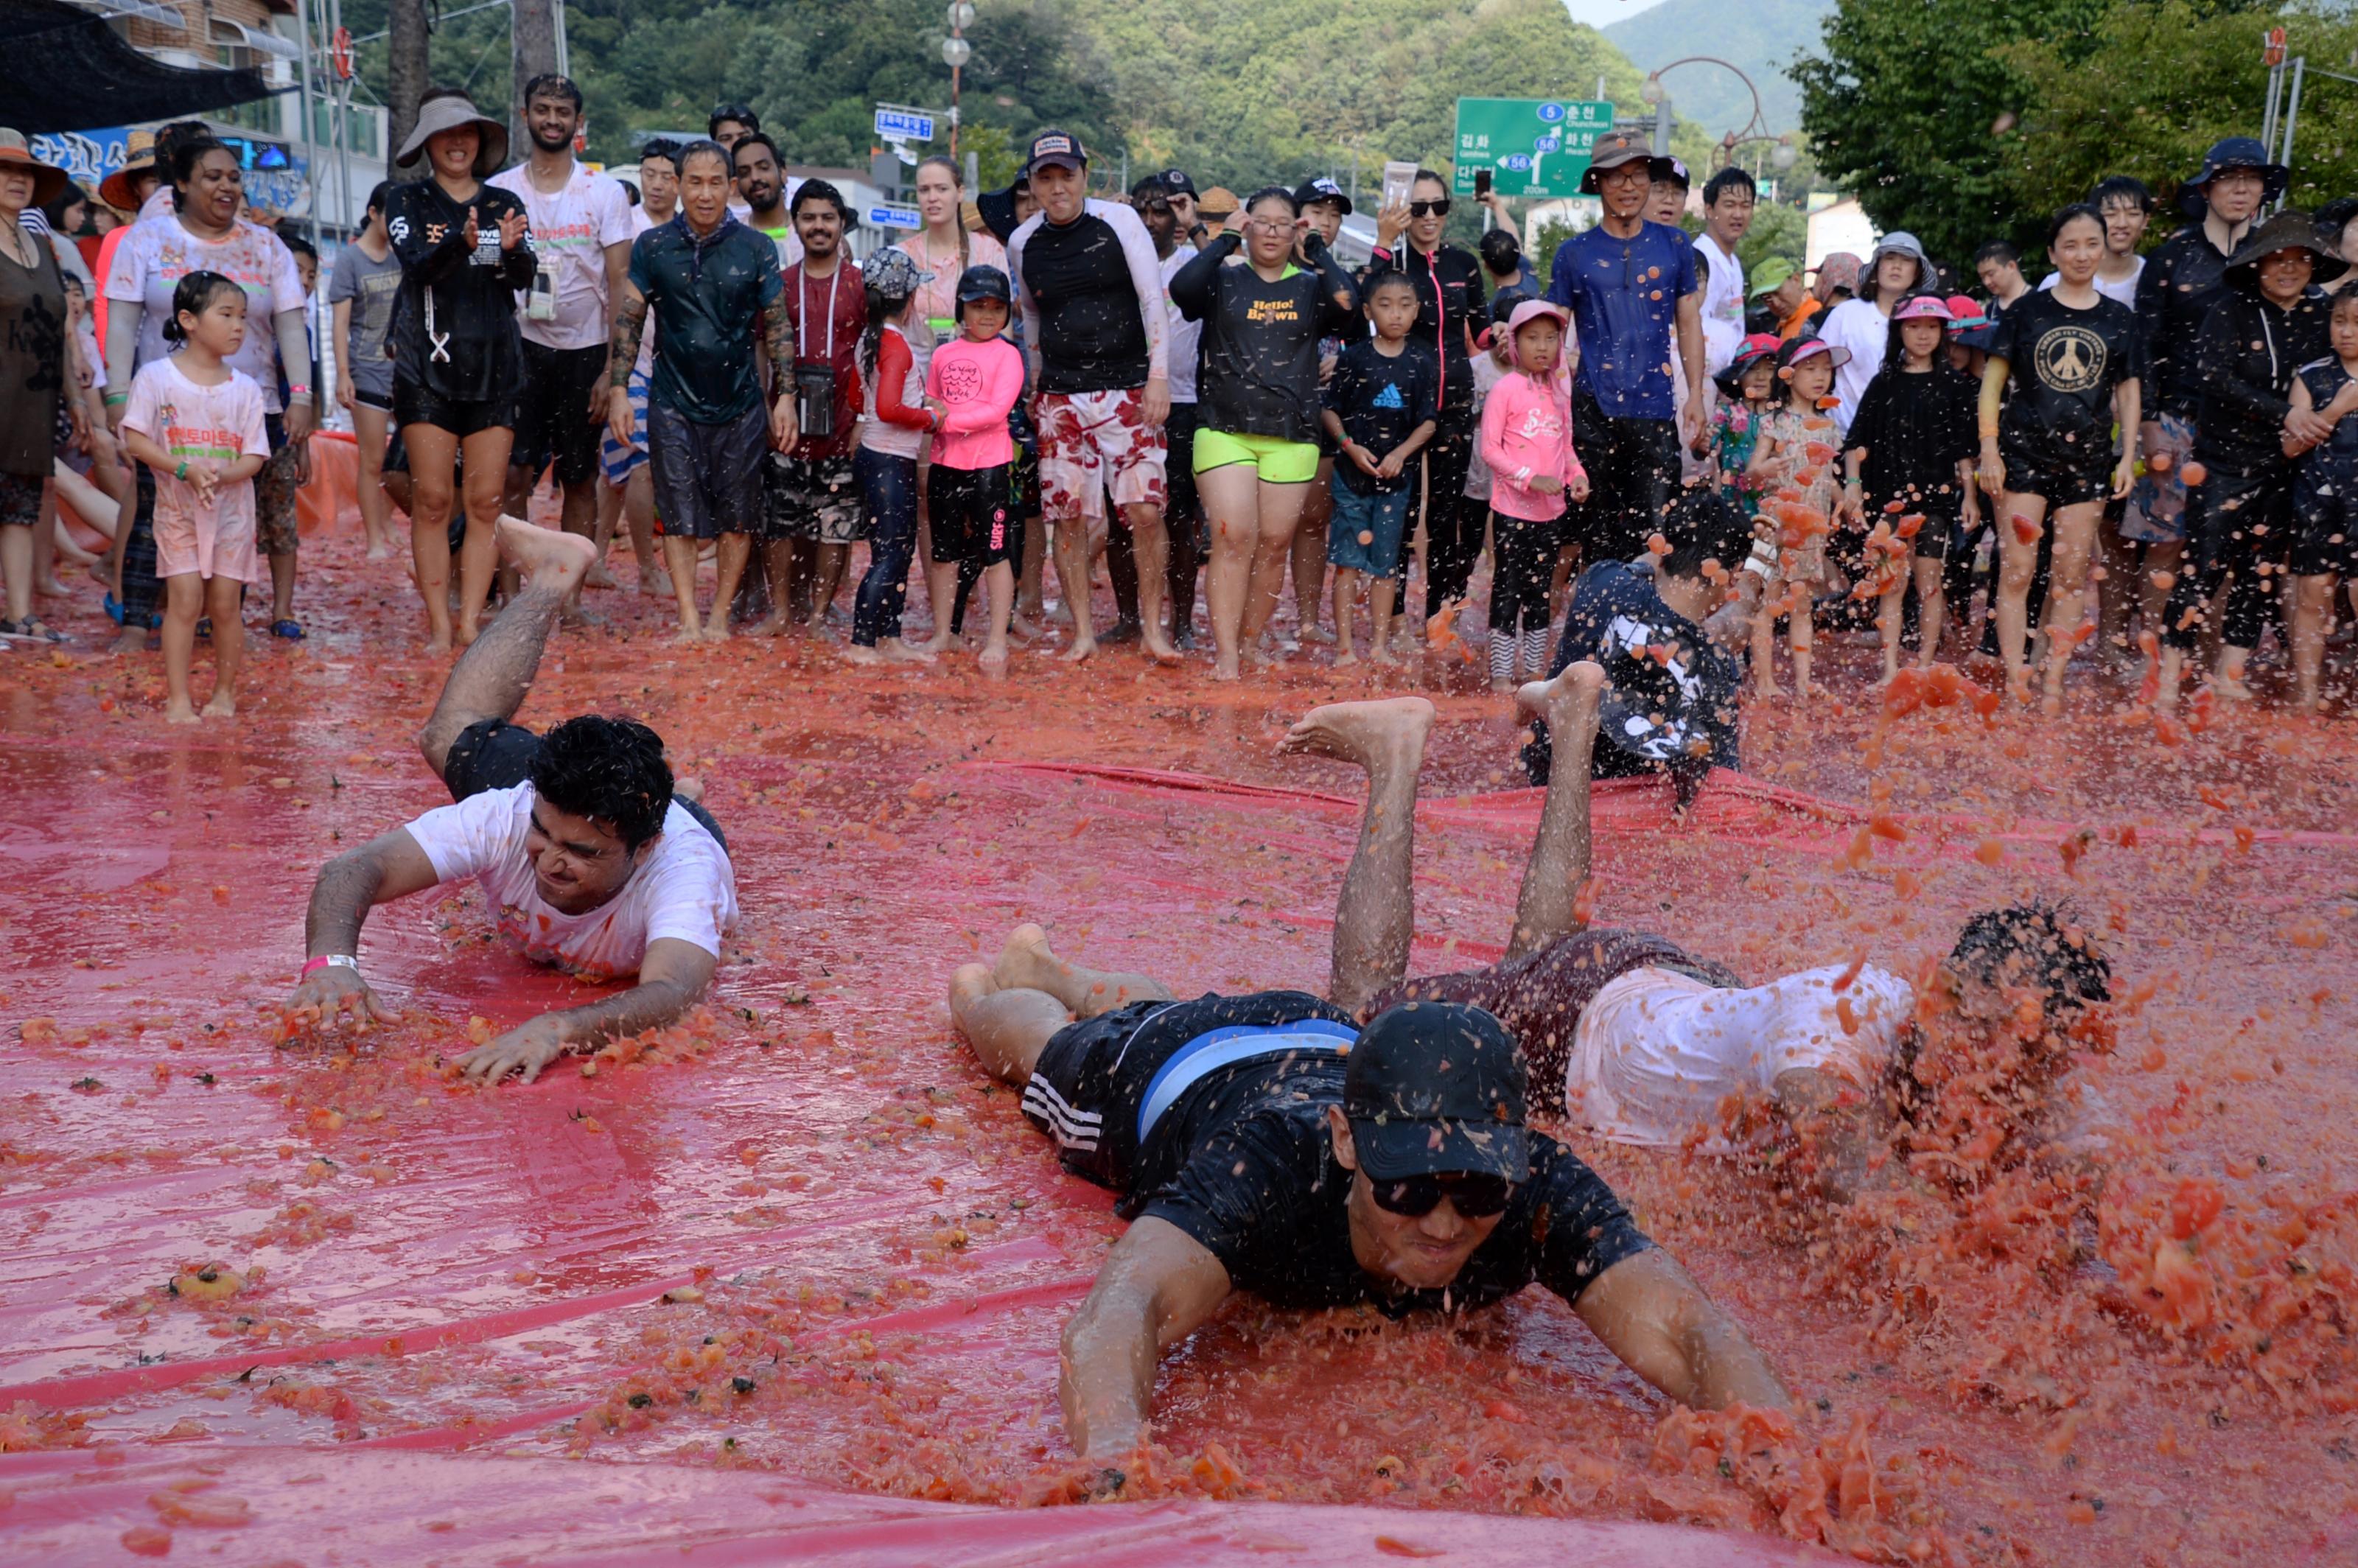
left=1452, top=97, right=1615, bottom=199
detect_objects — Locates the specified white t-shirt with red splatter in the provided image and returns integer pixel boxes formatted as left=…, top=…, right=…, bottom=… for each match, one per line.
left=404, top=783, right=738, bottom=981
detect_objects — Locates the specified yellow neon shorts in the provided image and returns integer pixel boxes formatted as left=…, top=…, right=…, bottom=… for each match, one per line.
left=1193, top=427, right=1321, bottom=484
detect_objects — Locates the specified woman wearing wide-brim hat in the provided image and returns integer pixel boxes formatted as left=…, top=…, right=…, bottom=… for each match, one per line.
left=2154, top=208, right=2341, bottom=708
left=0, top=128, right=73, bottom=640
left=383, top=88, right=535, bottom=651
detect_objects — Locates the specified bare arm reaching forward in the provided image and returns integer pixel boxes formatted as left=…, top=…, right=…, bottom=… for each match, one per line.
left=1060, top=1217, right=1233, bottom=1466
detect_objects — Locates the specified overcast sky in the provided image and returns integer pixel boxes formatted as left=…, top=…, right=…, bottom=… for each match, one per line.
left=1560, top=0, right=1671, bottom=28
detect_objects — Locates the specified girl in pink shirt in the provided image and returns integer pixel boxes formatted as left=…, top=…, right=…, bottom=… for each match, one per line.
left=119, top=271, right=270, bottom=724
left=924, top=266, right=1026, bottom=668
left=1480, top=298, right=1588, bottom=690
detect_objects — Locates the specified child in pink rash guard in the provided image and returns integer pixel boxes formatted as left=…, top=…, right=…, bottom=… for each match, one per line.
left=923, top=265, right=1028, bottom=667
left=1480, top=298, right=1589, bottom=690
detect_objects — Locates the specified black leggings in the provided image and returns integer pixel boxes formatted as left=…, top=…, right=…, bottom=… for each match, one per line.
left=2162, top=463, right=2288, bottom=651
left=1407, top=413, right=1476, bottom=605
left=1488, top=509, right=1558, bottom=637
left=1426, top=486, right=1488, bottom=612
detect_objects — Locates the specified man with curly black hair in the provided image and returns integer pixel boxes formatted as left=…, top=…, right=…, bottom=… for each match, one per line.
left=283, top=517, right=738, bottom=1083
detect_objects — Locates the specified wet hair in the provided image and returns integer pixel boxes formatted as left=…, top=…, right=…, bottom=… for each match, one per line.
left=169, top=136, right=234, bottom=211
left=1973, top=238, right=2021, bottom=269
left=708, top=103, right=758, bottom=139
left=790, top=178, right=853, bottom=223
left=520, top=73, right=583, bottom=113
left=1478, top=227, right=1522, bottom=273
left=1703, top=167, right=1757, bottom=206
left=731, top=132, right=782, bottom=175
left=917, top=154, right=965, bottom=189
left=161, top=270, right=244, bottom=345
left=1243, top=184, right=1298, bottom=216
left=1130, top=174, right=1172, bottom=203
left=1657, top=490, right=1750, bottom=579
left=1410, top=167, right=1448, bottom=192
left=2331, top=287, right=2358, bottom=321
left=2090, top=174, right=2152, bottom=213
left=529, top=715, right=674, bottom=850
left=639, top=138, right=682, bottom=175
left=2046, top=202, right=2105, bottom=248
left=676, top=139, right=732, bottom=179
left=1948, top=902, right=2111, bottom=1012
left=281, top=233, right=318, bottom=265
left=1365, top=271, right=1419, bottom=307
left=365, top=179, right=392, bottom=218
left=1489, top=287, right=1531, bottom=324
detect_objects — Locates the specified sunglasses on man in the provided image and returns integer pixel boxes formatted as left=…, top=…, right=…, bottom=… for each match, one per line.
left=1368, top=1169, right=1515, bottom=1218
left=1133, top=197, right=1172, bottom=215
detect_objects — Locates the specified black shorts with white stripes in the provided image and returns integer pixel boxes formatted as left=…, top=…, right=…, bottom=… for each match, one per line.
left=1021, top=990, right=1348, bottom=1198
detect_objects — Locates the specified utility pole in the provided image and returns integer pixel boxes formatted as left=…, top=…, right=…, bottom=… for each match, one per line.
left=385, top=0, right=429, bottom=180
left=511, top=0, right=561, bottom=160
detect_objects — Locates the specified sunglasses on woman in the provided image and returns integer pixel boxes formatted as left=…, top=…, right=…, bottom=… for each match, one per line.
left=1368, top=1170, right=1515, bottom=1218
left=1408, top=198, right=1451, bottom=218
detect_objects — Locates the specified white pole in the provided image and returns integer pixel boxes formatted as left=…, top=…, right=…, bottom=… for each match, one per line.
left=553, top=0, right=570, bottom=77
left=2281, top=55, right=2307, bottom=188
left=328, top=0, right=352, bottom=235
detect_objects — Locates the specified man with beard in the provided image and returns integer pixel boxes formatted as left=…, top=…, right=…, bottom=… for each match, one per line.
left=765, top=179, right=869, bottom=634
left=731, top=132, right=802, bottom=270
left=489, top=75, right=634, bottom=618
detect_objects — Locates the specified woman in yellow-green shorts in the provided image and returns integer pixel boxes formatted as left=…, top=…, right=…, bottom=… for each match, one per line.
left=1169, top=186, right=1360, bottom=679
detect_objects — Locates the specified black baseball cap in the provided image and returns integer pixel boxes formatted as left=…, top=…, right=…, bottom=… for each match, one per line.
left=1024, top=129, right=1087, bottom=176
left=956, top=264, right=1012, bottom=318
left=1343, top=1003, right=1530, bottom=1183
left=1292, top=175, right=1352, bottom=216
left=1156, top=167, right=1198, bottom=199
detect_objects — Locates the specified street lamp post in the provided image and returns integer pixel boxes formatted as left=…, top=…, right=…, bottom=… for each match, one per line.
left=944, top=2, right=973, bottom=159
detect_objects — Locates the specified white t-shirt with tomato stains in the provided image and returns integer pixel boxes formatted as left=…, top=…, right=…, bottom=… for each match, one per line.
left=1566, top=962, right=1914, bottom=1147
left=404, top=783, right=738, bottom=981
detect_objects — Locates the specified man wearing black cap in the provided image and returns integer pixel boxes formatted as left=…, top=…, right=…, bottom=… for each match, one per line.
left=2133, top=136, right=2281, bottom=620
left=951, top=864, right=1791, bottom=1467
left=1544, top=129, right=1707, bottom=561
left=1007, top=129, right=1179, bottom=662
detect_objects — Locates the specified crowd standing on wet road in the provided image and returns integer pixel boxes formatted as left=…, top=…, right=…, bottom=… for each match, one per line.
left=1, top=82, right=2354, bottom=731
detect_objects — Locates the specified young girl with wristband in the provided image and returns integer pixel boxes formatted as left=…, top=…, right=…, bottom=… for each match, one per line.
left=119, top=270, right=270, bottom=724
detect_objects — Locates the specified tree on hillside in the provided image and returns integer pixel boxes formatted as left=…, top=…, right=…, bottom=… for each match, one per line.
left=1794, top=0, right=2297, bottom=261
left=2000, top=1, right=2358, bottom=221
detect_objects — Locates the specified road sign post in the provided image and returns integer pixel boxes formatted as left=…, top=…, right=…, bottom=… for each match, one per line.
left=1452, top=98, right=1614, bottom=199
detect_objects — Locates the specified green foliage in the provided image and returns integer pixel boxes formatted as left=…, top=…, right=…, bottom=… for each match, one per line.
left=1794, top=0, right=2114, bottom=262
left=1794, top=0, right=2298, bottom=263
left=1998, top=1, right=2358, bottom=222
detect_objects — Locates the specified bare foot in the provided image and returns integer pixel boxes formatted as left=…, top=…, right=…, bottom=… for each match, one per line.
left=584, top=562, right=620, bottom=590
left=841, top=643, right=886, bottom=665
left=921, top=633, right=956, bottom=655
left=1752, top=679, right=1783, bottom=701
left=455, top=619, right=482, bottom=648
left=365, top=540, right=396, bottom=562
left=494, top=514, right=598, bottom=591
left=1276, top=695, right=1437, bottom=772
left=949, top=960, right=999, bottom=1018
left=164, top=699, right=199, bottom=725
left=200, top=692, right=237, bottom=719
left=1489, top=677, right=1516, bottom=695
left=671, top=626, right=706, bottom=647
left=1062, top=637, right=1097, bottom=664
left=108, top=625, right=147, bottom=656
left=1010, top=613, right=1044, bottom=642
left=638, top=568, right=674, bottom=598
left=1515, top=660, right=1606, bottom=737
left=425, top=629, right=455, bottom=656
left=993, top=922, right=1065, bottom=993
left=1212, top=658, right=1241, bottom=682
left=701, top=622, right=732, bottom=645
left=744, top=613, right=792, bottom=638
left=1334, top=648, right=1360, bottom=668
left=881, top=637, right=938, bottom=664
left=979, top=640, right=1010, bottom=672
left=1142, top=628, right=1182, bottom=665
left=1368, top=645, right=1399, bottom=668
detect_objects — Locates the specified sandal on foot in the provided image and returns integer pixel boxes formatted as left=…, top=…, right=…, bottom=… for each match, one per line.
left=0, top=616, right=64, bottom=643
left=270, top=620, right=304, bottom=640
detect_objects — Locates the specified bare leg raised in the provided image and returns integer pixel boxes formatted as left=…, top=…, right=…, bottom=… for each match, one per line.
left=1276, top=696, right=1435, bottom=1016
left=1508, top=661, right=1604, bottom=959
left=417, top=516, right=595, bottom=777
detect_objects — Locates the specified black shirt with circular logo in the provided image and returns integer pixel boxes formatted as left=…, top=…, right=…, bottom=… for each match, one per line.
left=1988, top=287, right=2145, bottom=454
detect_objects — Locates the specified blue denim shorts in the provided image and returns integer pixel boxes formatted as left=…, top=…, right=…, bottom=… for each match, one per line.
left=1326, top=480, right=1413, bottom=575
